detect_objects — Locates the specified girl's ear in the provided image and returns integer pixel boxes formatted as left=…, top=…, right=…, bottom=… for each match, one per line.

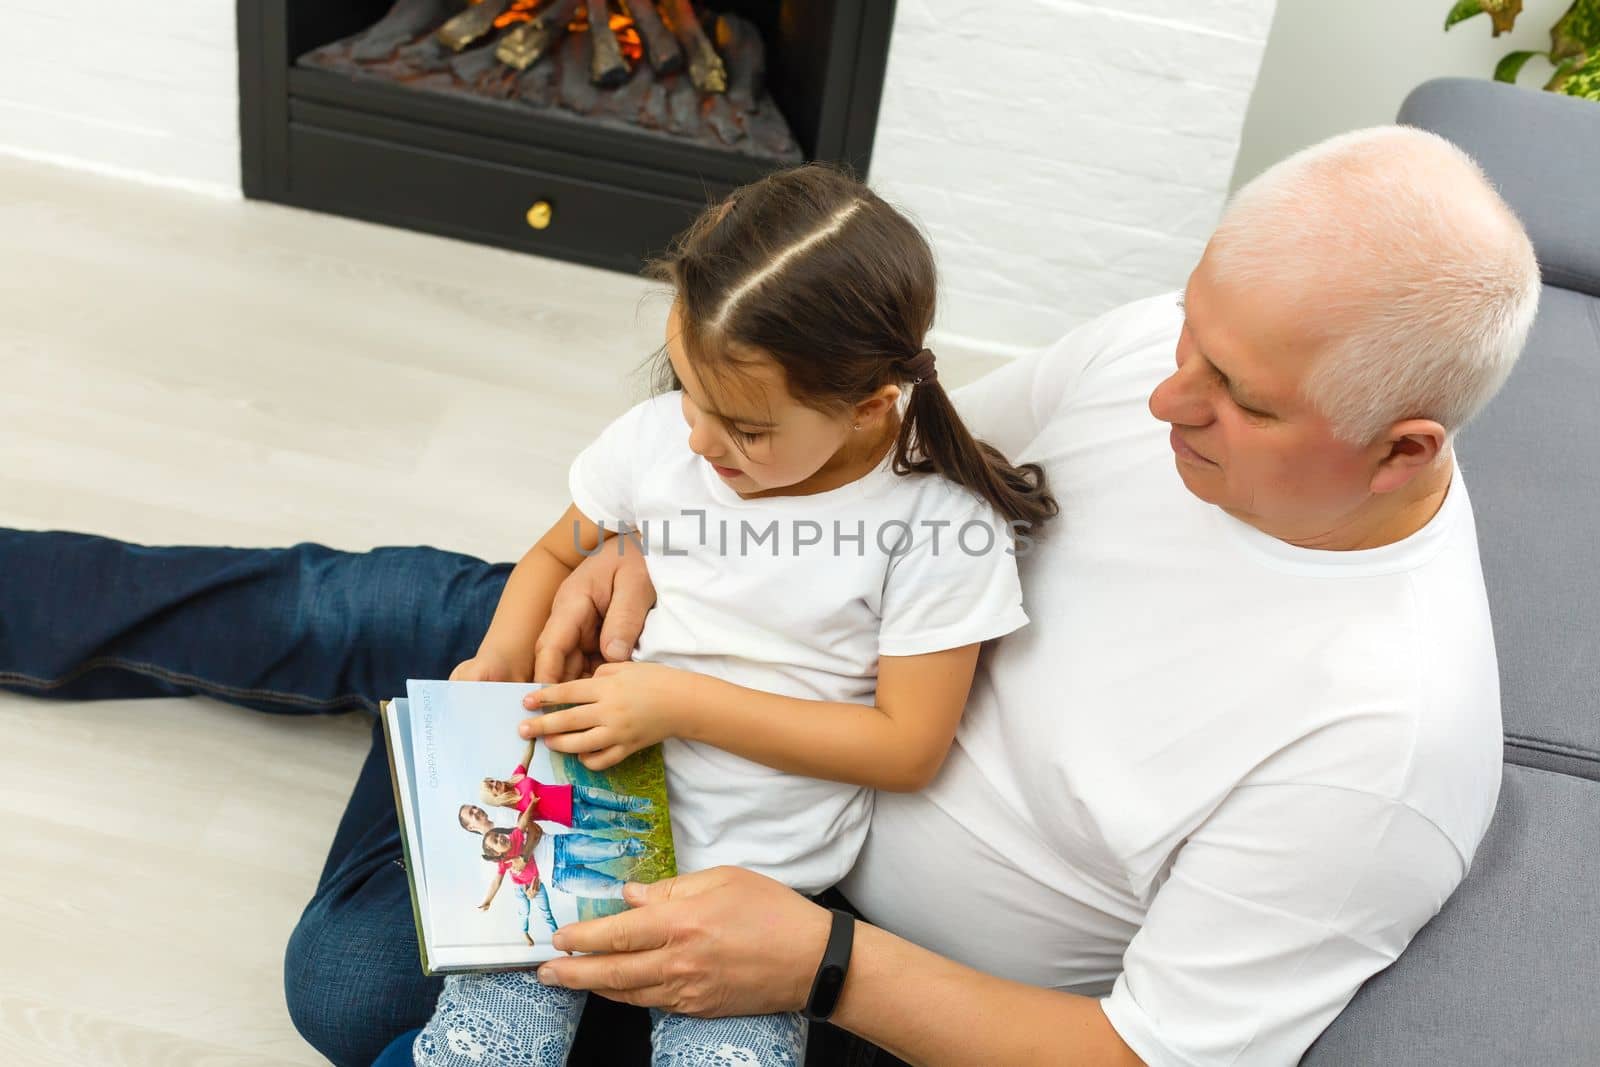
left=853, top=384, right=901, bottom=427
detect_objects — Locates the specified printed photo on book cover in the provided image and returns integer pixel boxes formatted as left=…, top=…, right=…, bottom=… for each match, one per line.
left=410, top=682, right=673, bottom=960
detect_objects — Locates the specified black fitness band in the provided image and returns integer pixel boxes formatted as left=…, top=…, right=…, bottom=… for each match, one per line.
left=803, top=908, right=856, bottom=1021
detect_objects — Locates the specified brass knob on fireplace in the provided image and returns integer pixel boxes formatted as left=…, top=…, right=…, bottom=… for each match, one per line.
left=526, top=201, right=553, bottom=230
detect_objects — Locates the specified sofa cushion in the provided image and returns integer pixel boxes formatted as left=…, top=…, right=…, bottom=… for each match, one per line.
left=1454, top=286, right=1600, bottom=779
left=1303, top=764, right=1600, bottom=1064
left=1400, top=78, right=1600, bottom=296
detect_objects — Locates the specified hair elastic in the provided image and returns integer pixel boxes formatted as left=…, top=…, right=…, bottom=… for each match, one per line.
left=904, top=348, right=938, bottom=384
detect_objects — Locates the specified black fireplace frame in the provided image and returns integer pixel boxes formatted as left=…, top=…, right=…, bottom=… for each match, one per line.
left=237, top=1, right=898, bottom=274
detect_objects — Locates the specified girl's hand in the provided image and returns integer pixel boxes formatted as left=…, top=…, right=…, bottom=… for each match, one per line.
left=518, top=662, right=698, bottom=771
left=451, top=648, right=529, bottom=683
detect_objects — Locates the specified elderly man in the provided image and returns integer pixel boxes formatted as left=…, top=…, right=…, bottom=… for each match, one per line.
left=0, top=126, right=1538, bottom=1066
left=467, top=125, right=1542, bottom=1065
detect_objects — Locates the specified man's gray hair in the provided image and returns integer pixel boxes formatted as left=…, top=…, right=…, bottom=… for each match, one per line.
left=1209, top=126, right=1541, bottom=444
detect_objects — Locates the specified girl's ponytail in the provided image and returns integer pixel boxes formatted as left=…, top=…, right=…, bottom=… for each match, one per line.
left=893, top=362, right=1058, bottom=530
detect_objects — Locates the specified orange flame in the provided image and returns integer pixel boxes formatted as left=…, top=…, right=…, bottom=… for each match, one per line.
left=484, top=3, right=642, bottom=65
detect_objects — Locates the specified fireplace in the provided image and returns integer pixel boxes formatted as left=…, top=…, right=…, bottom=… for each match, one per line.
left=238, top=1, right=897, bottom=274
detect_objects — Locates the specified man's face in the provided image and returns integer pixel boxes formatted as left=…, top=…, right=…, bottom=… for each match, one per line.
left=1147, top=249, right=1376, bottom=539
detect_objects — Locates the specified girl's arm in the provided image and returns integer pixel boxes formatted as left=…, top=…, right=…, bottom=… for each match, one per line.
left=680, top=646, right=980, bottom=792
left=530, top=646, right=981, bottom=792
left=479, top=871, right=506, bottom=910
left=467, top=504, right=613, bottom=680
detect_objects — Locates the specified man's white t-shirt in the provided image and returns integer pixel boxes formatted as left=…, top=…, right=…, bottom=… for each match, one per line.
left=569, top=392, right=1028, bottom=895
left=840, top=294, right=1504, bottom=1066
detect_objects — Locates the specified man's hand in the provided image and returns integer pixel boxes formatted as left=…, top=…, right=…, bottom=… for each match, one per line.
left=450, top=648, right=529, bottom=683
left=532, top=533, right=655, bottom=684
left=534, top=867, right=831, bottom=1018
left=518, top=661, right=697, bottom=771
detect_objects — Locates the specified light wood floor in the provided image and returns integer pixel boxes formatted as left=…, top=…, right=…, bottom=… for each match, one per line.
left=0, top=155, right=1006, bottom=1065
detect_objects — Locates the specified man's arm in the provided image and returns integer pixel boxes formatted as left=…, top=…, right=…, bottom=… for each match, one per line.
left=836, top=918, right=1143, bottom=1066
left=532, top=867, right=1142, bottom=1067
left=534, top=780, right=1469, bottom=1066
left=466, top=503, right=613, bottom=680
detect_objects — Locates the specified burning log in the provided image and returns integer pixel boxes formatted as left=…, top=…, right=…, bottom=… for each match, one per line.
left=714, top=14, right=763, bottom=111
left=619, top=0, right=682, bottom=76
left=662, top=0, right=726, bottom=94
left=350, top=0, right=460, bottom=61
left=293, top=0, right=803, bottom=163
left=587, top=0, right=632, bottom=88
left=437, top=0, right=512, bottom=52
left=496, top=0, right=582, bottom=70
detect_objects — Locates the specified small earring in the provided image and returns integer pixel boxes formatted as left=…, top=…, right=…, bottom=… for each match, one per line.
left=852, top=423, right=861, bottom=431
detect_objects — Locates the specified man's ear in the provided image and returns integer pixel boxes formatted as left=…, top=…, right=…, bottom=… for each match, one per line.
left=1370, top=419, right=1448, bottom=495
left=853, top=384, right=902, bottom=427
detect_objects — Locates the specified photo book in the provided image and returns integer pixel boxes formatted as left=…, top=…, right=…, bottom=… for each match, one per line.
left=381, top=679, right=676, bottom=974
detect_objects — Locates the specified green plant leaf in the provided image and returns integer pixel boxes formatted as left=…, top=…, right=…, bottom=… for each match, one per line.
left=1494, top=49, right=1542, bottom=81
left=1486, top=0, right=1525, bottom=34
left=1551, top=0, right=1600, bottom=61
left=1445, top=0, right=1485, bottom=29
left=1555, top=49, right=1600, bottom=98
left=1545, top=54, right=1581, bottom=89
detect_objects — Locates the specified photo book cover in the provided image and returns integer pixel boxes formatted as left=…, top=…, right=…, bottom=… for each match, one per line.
left=387, top=680, right=676, bottom=970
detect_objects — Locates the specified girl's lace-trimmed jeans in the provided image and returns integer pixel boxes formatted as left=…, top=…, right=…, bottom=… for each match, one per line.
left=416, top=972, right=806, bottom=1066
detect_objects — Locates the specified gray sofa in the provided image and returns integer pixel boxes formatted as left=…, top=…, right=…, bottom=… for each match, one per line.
left=1304, top=78, right=1600, bottom=1063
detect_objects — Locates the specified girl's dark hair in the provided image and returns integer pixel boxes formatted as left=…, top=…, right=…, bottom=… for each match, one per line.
left=482, top=828, right=511, bottom=861
left=646, top=164, right=1057, bottom=529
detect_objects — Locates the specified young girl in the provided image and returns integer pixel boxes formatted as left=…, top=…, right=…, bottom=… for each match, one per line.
left=414, top=165, right=1057, bottom=1067
left=477, top=825, right=559, bottom=947
left=478, top=738, right=655, bottom=835
left=475, top=825, right=646, bottom=945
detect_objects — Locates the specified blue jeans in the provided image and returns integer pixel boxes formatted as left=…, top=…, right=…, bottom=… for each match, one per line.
left=0, top=530, right=508, bottom=1067
left=517, top=881, right=560, bottom=939
left=571, top=785, right=653, bottom=834
left=0, top=529, right=902, bottom=1067
left=549, top=832, right=641, bottom=898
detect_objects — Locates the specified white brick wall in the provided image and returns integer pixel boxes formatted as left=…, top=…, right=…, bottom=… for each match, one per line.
left=875, top=0, right=1276, bottom=355
left=0, top=0, right=1274, bottom=351
left=0, top=0, right=239, bottom=195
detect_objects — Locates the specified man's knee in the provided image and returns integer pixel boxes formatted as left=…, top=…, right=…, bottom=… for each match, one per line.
left=284, top=896, right=441, bottom=1067
left=293, top=544, right=505, bottom=694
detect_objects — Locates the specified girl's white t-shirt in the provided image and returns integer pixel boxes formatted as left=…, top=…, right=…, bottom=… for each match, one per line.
left=568, top=391, right=1028, bottom=894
